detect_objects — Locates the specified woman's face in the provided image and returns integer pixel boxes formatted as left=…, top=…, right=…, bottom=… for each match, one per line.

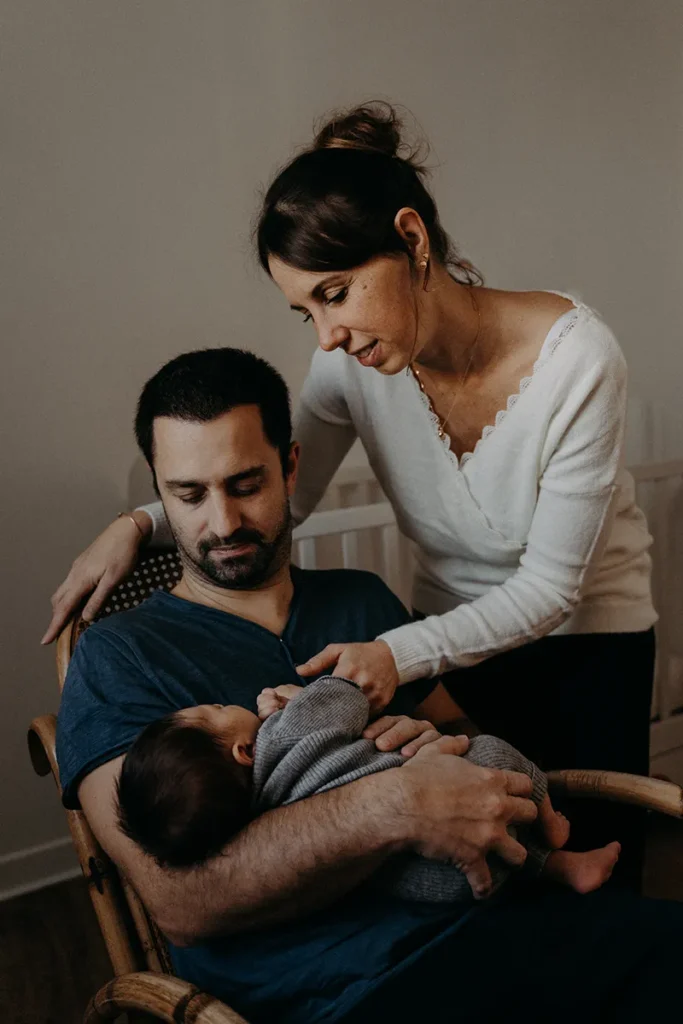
left=268, top=254, right=424, bottom=375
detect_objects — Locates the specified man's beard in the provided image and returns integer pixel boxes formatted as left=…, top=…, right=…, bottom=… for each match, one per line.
left=173, top=501, right=293, bottom=591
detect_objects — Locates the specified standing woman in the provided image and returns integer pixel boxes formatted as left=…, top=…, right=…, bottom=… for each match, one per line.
left=44, top=104, right=656, bottom=887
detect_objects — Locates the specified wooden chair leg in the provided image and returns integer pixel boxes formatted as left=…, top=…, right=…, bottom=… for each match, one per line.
left=84, top=972, right=250, bottom=1023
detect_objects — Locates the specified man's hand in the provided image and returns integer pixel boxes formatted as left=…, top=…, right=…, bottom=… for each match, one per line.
left=257, top=684, right=304, bottom=720
left=399, top=736, right=537, bottom=899
left=296, top=640, right=400, bottom=712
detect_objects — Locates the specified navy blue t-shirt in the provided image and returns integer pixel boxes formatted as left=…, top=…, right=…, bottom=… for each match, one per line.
left=57, top=567, right=470, bottom=1023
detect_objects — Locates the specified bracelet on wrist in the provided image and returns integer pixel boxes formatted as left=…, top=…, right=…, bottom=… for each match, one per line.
left=117, top=511, right=145, bottom=541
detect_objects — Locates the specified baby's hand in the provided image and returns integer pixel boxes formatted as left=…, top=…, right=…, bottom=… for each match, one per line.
left=257, top=685, right=304, bottom=720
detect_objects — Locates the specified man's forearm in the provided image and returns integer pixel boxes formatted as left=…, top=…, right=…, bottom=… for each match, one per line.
left=139, top=768, right=408, bottom=945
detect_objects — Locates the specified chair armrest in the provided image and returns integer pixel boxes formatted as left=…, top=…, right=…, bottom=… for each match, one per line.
left=547, top=769, right=683, bottom=817
left=28, top=713, right=60, bottom=781
left=84, top=972, right=250, bottom=1023
left=27, top=713, right=144, bottom=976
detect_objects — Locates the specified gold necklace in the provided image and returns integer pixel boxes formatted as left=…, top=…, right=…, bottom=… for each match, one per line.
left=411, top=291, right=482, bottom=442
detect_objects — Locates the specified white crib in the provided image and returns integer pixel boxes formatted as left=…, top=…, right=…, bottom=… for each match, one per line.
left=292, top=461, right=683, bottom=784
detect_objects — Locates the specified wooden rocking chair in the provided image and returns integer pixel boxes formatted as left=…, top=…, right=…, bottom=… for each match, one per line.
left=28, top=549, right=683, bottom=1023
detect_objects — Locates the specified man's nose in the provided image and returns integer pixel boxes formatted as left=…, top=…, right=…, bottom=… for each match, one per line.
left=318, top=320, right=351, bottom=353
left=208, top=494, right=242, bottom=538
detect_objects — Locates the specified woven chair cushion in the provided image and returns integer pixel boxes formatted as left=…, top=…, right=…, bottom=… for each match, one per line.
left=99, top=550, right=182, bottom=618
left=71, top=550, right=182, bottom=651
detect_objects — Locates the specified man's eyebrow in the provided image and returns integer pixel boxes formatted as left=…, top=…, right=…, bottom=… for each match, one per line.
left=166, top=465, right=266, bottom=489
left=289, top=277, right=344, bottom=311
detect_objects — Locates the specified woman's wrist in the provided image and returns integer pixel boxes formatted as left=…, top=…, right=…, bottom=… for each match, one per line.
left=118, top=509, right=153, bottom=545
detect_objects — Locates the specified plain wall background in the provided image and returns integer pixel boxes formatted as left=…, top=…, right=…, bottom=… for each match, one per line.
left=2, top=0, right=682, bottom=892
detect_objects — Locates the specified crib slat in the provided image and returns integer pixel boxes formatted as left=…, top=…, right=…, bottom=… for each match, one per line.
left=341, top=531, right=359, bottom=570
left=296, top=538, right=317, bottom=570
left=293, top=502, right=395, bottom=540
left=381, top=524, right=401, bottom=596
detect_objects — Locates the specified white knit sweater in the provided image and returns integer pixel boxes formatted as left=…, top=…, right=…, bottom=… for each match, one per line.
left=140, top=300, right=656, bottom=684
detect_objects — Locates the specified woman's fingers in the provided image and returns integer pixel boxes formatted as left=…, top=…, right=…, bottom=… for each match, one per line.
left=41, top=515, right=145, bottom=644
left=362, top=715, right=401, bottom=740
left=402, top=731, right=469, bottom=758
left=296, top=644, right=344, bottom=677
left=41, top=579, right=94, bottom=644
left=400, top=729, right=444, bottom=756
left=81, top=573, right=117, bottom=623
left=366, top=716, right=437, bottom=752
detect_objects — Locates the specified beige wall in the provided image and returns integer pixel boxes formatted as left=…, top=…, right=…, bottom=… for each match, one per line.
left=2, top=0, right=682, bottom=893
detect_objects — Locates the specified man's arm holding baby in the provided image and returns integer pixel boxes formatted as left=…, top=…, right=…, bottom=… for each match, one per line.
left=79, top=718, right=535, bottom=946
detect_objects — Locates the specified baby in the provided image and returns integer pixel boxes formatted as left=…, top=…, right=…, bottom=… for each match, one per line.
left=116, top=676, right=620, bottom=900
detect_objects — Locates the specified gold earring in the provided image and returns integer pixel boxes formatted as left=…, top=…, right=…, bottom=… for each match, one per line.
left=419, top=253, right=429, bottom=269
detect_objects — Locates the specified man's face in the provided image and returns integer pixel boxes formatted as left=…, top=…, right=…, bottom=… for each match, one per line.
left=153, top=405, right=298, bottom=590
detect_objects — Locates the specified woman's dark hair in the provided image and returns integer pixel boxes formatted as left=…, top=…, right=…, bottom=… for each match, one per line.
left=116, top=713, right=252, bottom=869
left=257, top=101, right=481, bottom=284
left=134, top=347, right=292, bottom=474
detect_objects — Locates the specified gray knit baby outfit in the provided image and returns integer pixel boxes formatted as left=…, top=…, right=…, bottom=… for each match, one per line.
left=252, top=677, right=549, bottom=902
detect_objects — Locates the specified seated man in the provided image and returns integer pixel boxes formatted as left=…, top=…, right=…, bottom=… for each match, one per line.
left=57, top=348, right=683, bottom=1024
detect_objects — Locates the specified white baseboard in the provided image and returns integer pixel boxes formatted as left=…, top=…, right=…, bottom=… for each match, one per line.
left=0, top=835, right=81, bottom=904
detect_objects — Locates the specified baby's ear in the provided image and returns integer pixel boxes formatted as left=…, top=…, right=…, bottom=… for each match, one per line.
left=233, top=741, right=255, bottom=767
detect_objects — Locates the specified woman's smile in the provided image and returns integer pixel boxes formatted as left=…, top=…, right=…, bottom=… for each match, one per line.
left=350, top=338, right=380, bottom=367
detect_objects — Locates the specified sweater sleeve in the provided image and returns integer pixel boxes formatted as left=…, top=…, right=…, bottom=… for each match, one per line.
left=251, top=677, right=377, bottom=810
left=291, top=350, right=358, bottom=526
left=134, top=500, right=175, bottom=549
left=379, top=346, right=627, bottom=682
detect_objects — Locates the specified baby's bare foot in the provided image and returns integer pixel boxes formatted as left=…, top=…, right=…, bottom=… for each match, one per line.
left=537, top=795, right=571, bottom=850
left=544, top=842, right=621, bottom=894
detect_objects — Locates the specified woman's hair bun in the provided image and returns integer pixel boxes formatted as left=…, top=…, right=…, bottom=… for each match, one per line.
left=313, top=101, right=412, bottom=162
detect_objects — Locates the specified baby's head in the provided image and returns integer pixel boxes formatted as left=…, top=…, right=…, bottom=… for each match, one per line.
left=116, top=703, right=261, bottom=869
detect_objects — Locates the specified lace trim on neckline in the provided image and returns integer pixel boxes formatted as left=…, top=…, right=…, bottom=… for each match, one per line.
left=413, top=304, right=587, bottom=468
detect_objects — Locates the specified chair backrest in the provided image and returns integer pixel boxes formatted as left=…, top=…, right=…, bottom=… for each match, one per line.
left=55, top=549, right=184, bottom=975
left=57, top=550, right=183, bottom=690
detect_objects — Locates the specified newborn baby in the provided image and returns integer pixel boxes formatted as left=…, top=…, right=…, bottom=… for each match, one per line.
left=116, top=677, right=620, bottom=901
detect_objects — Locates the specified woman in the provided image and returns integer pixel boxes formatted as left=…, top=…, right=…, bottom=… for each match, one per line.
left=43, top=103, right=656, bottom=886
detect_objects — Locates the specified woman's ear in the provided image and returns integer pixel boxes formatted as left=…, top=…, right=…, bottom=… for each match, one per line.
left=232, top=741, right=255, bottom=767
left=393, top=207, right=430, bottom=263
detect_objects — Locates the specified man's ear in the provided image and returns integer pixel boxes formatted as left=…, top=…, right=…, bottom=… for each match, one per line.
left=285, top=441, right=300, bottom=497
left=232, top=741, right=255, bottom=767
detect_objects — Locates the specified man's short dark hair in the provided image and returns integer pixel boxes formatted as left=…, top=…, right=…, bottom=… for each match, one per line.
left=116, top=713, right=252, bottom=869
left=134, top=348, right=292, bottom=473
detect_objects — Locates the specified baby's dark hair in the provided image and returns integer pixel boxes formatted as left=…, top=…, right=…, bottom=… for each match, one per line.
left=116, top=712, right=252, bottom=869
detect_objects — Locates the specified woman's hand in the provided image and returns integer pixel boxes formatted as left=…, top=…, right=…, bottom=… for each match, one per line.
left=41, top=511, right=152, bottom=644
left=363, top=715, right=462, bottom=758
left=296, top=640, right=400, bottom=712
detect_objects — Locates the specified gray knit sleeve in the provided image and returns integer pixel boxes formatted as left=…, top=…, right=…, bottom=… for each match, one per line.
left=252, top=676, right=404, bottom=812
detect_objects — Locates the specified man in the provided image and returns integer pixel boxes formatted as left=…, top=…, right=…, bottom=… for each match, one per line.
left=57, top=348, right=683, bottom=1024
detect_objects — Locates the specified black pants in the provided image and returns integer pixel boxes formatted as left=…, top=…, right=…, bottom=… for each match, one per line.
left=341, top=885, right=683, bottom=1024
left=439, top=629, right=656, bottom=890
